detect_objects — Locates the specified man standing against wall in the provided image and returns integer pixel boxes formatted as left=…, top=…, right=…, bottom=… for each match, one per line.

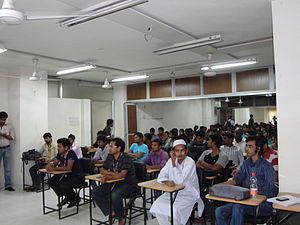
left=0, top=111, right=15, bottom=191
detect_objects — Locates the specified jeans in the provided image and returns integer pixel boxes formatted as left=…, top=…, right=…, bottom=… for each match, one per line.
left=49, top=174, right=85, bottom=201
left=29, top=163, right=45, bottom=187
left=93, top=182, right=138, bottom=220
left=0, top=147, right=12, bottom=187
left=215, top=202, right=273, bottom=225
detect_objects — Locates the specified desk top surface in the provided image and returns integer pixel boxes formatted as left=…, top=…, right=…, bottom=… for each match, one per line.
left=273, top=192, right=300, bottom=212
left=147, top=168, right=161, bottom=174
left=94, top=163, right=103, bottom=167
left=85, top=174, right=124, bottom=183
left=138, top=179, right=185, bottom=192
left=205, top=194, right=266, bottom=206
left=38, top=168, right=71, bottom=174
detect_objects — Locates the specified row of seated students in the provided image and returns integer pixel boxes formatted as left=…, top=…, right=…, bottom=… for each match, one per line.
left=34, top=128, right=278, bottom=225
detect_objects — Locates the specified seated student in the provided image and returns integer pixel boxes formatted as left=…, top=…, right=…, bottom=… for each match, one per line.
left=127, top=132, right=149, bottom=162
left=215, top=136, right=277, bottom=225
left=150, top=139, right=204, bottom=225
left=26, top=132, right=57, bottom=192
left=233, top=128, right=247, bottom=155
left=143, top=139, right=169, bottom=170
left=47, top=138, right=84, bottom=208
left=196, top=134, right=229, bottom=191
left=68, top=134, right=82, bottom=159
left=220, top=132, right=244, bottom=170
left=93, top=135, right=110, bottom=165
left=258, top=135, right=279, bottom=181
left=188, top=131, right=208, bottom=161
left=144, top=133, right=153, bottom=149
left=93, top=138, right=136, bottom=225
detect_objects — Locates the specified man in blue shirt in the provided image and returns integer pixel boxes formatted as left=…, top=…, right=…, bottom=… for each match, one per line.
left=128, top=132, right=149, bottom=162
left=215, top=136, right=277, bottom=225
left=47, top=138, right=84, bottom=208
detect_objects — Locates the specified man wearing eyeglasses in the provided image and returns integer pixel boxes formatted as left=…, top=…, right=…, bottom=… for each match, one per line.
left=150, top=139, right=204, bottom=225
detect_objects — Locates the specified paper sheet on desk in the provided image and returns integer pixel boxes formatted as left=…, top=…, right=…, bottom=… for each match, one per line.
left=267, top=195, right=300, bottom=207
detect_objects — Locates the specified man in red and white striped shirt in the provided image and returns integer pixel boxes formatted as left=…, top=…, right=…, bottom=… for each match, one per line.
left=257, top=136, right=278, bottom=181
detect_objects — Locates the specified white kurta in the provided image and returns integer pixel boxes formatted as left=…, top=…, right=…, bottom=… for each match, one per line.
left=150, top=156, right=204, bottom=225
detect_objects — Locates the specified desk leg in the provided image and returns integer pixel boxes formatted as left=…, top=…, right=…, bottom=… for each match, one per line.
left=42, top=173, right=45, bottom=214
left=22, top=160, right=25, bottom=191
left=254, top=206, right=259, bottom=225
left=143, top=187, right=147, bottom=225
left=109, top=183, right=116, bottom=225
left=170, top=192, right=174, bottom=225
left=210, top=200, right=215, bottom=225
left=89, top=180, right=93, bottom=225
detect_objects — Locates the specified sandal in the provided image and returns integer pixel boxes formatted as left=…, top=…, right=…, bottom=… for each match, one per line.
left=118, top=218, right=126, bottom=225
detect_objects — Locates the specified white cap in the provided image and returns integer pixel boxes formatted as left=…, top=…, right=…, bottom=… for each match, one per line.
left=173, top=139, right=186, bottom=147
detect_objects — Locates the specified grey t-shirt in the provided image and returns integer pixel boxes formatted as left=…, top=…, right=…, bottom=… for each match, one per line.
left=198, top=149, right=229, bottom=168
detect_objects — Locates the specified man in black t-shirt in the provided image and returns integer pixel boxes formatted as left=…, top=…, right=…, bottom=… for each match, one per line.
left=47, top=138, right=84, bottom=208
left=93, top=138, right=136, bottom=225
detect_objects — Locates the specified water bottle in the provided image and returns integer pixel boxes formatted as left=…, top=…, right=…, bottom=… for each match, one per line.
left=250, top=172, right=258, bottom=198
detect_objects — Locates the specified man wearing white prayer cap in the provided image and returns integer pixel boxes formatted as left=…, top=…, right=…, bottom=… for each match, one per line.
left=150, top=139, right=204, bottom=225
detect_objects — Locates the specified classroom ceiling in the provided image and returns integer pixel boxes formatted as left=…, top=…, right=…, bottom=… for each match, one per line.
left=0, top=0, right=274, bottom=83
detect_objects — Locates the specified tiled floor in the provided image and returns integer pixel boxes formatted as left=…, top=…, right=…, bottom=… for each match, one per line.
left=0, top=187, right=160, bottom=225
left=0, top=187, right=207, bottom=225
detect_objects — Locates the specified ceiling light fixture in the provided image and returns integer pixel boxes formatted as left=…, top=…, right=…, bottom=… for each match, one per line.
left=201, top=58, right=257, bottom=71
left=238, top=97, right=243, bottom=105
left=56, top=64, right=96, bottom=76
left=112, top=74, right=149, bottom=82
left=225, top=97, right=230, bottom=103
left=0, top=44, right=7, bottom=54
left=153, top=34, right=222, bottom=55
left=60, top=0, right=148, bottom=27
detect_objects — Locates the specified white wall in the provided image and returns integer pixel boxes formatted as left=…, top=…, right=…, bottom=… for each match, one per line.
left=48, top=98, right=91, bottom=146
left=91, top=101, right=112, bottom=141
left=0, top=69, right=9, bottom=112
left=234, top=108, right=250, bottom=125
left=137, top=98, right=216, bottom=133
left=272, top=0, right=300, bottom=193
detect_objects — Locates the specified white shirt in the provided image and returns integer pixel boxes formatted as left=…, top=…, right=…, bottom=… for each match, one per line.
left=0, top=123, right=15, bottom=147
left=150, top=156, right=204, bottom=225
left=93, top=144, right=110, bottom=161
left=233, top=138, right=246, bottom=155
left=220, top=145, right=244, bottom=169
left=71, top=141, right=82, bottom=159
left=39, top=143, right=57, bottom=161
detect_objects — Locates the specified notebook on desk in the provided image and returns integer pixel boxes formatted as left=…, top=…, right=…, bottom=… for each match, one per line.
left=268, top=195, right=300, bottom=207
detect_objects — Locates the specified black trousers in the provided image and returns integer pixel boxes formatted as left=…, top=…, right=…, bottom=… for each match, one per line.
left=93, top=182, right=138, bottom=219
left=29, top=163, right=46, bottom=187
left=49, top=174, right=85, bottom=201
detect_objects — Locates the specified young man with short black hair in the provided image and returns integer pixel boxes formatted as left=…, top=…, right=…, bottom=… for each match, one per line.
left=143, top=139, right=169, bottom=170
left=100, top=119, right=114, bottom=137
left=215, top=136, right=277, bottom=225
left=0, top=111, right=15, bottom=191
left=68, top=134, right=82, bottom=159
left=93, top=135, right=110, bottom=164
left=27, top=132, right=57, bottom=191
left=128, top=132, right=149, bottom=162
left=93, top=137, right=136, bottom=225
left=47, top=138, right=84, bottom=208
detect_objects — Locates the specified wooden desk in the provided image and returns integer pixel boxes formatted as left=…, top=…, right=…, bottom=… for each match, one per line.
left=39, top=169, right=76, bottom=219
left=138, top=179, right=185, bottom=225
left=94, top=163, right=103, bottom=168
left=273, top=192, right=300, bottom=224
left=85, top=174, right=125, bottom=225
left=206, top=194, right=267, bottom=225
left=146, top=168, right=161, bottom=174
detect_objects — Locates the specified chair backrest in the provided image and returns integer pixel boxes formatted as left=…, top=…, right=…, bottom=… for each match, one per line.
left=81, top=147, right=88, bottom=158
left=133, top=162, right=147, bottom=182
left=79, top=157, right=94, bottom=175
left=188, top=145, right=207, bottom=162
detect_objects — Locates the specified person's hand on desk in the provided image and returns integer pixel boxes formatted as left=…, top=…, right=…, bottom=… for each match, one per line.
left=99, top=175, right=108, bottom=183
left=46, top=165, right=55, bottom=171
left=231, top=169, right=239, bottom=176
left=163, top=181, right=176, bottom=187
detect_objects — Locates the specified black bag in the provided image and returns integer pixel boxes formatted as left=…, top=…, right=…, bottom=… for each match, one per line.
left=22, top=149, right=42, bottom=164
left=209, top=184, right=250, bottom=201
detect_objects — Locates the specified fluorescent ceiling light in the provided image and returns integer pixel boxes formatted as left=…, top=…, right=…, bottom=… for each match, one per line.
left=153, top=34, right=222, bottom=55
left=0, top=44, right=7, bottom=54
left=201, top=58, right=257, bottom=71
left=56, top=64, right=96, bottom=75
left=112, top=74, right=149, bottom=82
left=60, top=0, right=148, bottom=27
